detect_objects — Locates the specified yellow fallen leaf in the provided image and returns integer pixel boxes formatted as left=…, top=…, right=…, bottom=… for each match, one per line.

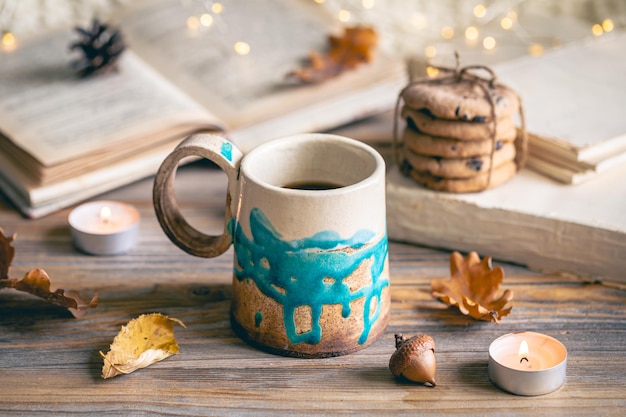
left=100, top=313, right=185, bottom=379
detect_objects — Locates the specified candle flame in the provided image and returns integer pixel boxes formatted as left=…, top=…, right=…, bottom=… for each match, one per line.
left=100, top=206, right=112, bottom=224
left=518, top=339, right=529, bottom=357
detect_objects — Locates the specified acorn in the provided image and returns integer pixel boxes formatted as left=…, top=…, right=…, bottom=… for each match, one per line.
left=389, top=333, right=437, bottom=386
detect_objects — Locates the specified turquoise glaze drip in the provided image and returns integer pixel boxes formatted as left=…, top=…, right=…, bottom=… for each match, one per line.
left=254, top=311, right=263, bottom=327
left=220, top=142, right=233, bottom=161
left=232, top=208, right=388, bottom=345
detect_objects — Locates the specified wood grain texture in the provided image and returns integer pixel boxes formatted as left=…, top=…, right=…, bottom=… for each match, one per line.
left=0, top=161, right=624, bottom=417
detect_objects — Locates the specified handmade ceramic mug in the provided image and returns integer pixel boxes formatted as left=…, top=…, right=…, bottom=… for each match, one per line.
left=153, top=133, right=390, bottom=358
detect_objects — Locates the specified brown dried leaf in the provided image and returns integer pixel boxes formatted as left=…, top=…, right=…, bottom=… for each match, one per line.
left=431, top=251, right=513, bottom=323
left=0, top=227, right=15, bottom=279
left=0, top=227, right=98, bottom=317
left=287, top=26, right=378, bottom=84
left=100, top=313, right=186, bottom=379
left=14, top=268, right=99, bottom=318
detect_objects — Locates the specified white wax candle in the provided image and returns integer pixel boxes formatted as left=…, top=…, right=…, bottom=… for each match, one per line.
left=489, top=331, right=567, bottom=396
left=69, top=200, right=140, bottom=255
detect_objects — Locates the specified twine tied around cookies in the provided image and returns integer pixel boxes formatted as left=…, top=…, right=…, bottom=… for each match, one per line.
left=393, top=52, right=527, bottom=192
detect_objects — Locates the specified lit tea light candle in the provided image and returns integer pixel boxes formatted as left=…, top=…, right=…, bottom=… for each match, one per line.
left=489, top=331, right=567, bottom=396
left=69, top=200, right=140, bottom=255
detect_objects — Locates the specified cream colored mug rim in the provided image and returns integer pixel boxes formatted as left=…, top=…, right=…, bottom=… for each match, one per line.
left=240, top=133, right=385, bottom=195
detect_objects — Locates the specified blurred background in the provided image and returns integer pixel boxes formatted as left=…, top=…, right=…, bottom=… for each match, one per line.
left=2, top=0, right=625, bottom=65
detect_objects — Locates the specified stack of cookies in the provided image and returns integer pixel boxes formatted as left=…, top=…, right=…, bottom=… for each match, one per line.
left=399, top=75, right=523, bottom=192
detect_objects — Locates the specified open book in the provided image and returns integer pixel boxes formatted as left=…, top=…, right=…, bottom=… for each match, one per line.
left=0, top=0, right=407, bottom=218
left=493, top=31, right=626, bottom=184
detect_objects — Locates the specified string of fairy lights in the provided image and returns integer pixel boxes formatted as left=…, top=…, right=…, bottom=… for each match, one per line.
left=183, top=1, right=251, bottom=56
left=180, top=0, right=621, bottom=61
left=0, top=0, right=621, bottom=56
left=314, top=0, right=620, bottom=60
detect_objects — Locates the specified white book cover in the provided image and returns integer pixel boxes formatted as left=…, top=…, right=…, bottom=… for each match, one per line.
left=494, top=32, right=626, bottom=175
left=386, top=162, right=626, bottom=284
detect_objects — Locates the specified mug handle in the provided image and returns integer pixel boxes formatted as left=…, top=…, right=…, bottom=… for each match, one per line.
left=153, top=133, right=243, bottom=258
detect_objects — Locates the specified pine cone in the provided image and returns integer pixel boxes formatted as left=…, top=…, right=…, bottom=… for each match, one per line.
left=70, top=18, right=126, bottom=78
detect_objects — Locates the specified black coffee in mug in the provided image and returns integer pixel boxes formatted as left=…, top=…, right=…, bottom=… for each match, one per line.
left=282, top=180, right=343, bottom=191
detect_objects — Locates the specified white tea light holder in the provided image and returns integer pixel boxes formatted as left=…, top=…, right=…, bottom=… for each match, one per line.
left=489, top=331, right=567, bottom=396
left=69, top=200, right=140, bottom=255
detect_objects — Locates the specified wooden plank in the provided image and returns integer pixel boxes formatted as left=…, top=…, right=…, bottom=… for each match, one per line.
left=0, top=162, right=624, bottom=416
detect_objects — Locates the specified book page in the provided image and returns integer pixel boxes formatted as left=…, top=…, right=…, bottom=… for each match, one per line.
left=119, top=0, right=398, bottom=130
left=0, top=29, right=223, bottom=167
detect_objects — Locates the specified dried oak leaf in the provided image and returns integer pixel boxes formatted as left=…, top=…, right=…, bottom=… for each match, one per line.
left=287, top=26, right=378, bottom=84
left=100, top=313, right=186, bottom=379
left=0, top=227, right=15, bottom=279
left=431, top=251, right=513, bottom=323
left=0, top=227, right=98, bottom=318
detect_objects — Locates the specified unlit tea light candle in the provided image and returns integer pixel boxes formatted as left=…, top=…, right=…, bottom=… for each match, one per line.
left=489, top=331, right=567, bottom=396
left=69, top=200, right=140, bottom=255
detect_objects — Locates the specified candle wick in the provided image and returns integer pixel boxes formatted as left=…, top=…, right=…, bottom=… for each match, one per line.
left=520, top=357, right=529, bottom=364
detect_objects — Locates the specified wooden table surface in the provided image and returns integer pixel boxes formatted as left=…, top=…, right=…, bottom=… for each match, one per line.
left=0, top=159, right=624, bottom=417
